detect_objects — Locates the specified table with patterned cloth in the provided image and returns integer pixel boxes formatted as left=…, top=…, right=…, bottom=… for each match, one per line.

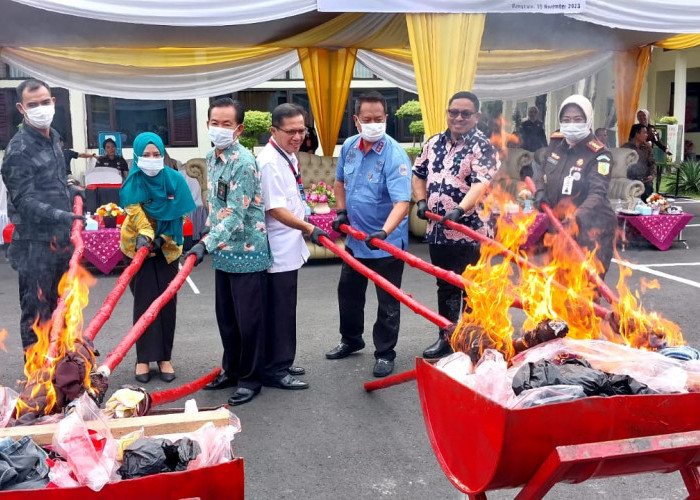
left=617, top=213, right=694, bottom=251
left=81, top=228, right=123, bottom=274
left=308, top=209, right=342, bottom=241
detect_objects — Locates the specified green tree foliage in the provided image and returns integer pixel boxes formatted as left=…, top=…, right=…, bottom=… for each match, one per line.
left=241, top=111, right=272, bottom=151
left=396, top=100, right=424, bottom=149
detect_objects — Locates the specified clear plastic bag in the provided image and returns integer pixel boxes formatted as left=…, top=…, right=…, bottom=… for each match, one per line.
left=511, top=385, right=587, bottom=409
left=0, top=387, right=18, bottom=428
left=509, top=338, right=688, bottom=394
left=435, top=352, right=474, bottom=385
left=464, top=349, right=515, bottom=407
left=48, top=460, right=80, bottom=488
left=51, top=393, right=120, bottom=491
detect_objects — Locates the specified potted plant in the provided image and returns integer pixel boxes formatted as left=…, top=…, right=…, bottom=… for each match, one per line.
left=396, top=100, right=424, bottom=162
left=240, top=111, right=272, bottom=152
left=307, top=181, right=335, bottom=214
left=96, top=203, right=124, bottom=228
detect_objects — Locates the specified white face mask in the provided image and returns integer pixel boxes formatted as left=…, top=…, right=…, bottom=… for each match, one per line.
left=560, top=123, right=590, bottom=144
left=208, top=126, right=239, bottom=150
left=23, top=104, right=55, bottom=129
left=358, top=122, right=386, bottom=143
left=138, top=157, right=164, bottom=177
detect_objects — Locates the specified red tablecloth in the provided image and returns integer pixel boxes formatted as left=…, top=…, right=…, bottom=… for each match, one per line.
left=308, top=209, right=342, bottom=241
left=81, top=228, right=123, bottom=274
left=617, top=213, right=693, bottom=251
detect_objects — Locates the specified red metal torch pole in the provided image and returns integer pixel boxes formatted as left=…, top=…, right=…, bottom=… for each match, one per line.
left=340, top=223, right=524, bottom=311
left=83, top=246, right=150, bottom=341
left=423, top=211, right=610, bottom=319
left=49, top=195, right=85, bottom=343
left=523, top=177, right=620, bottom=305
left=149, top=367, right=222, bottom=408
left=318, top=235, right=452, bottom=330
left=98, top=254, right=197, bottom=376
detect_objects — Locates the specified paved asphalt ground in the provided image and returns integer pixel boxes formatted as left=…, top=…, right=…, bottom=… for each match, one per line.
left=1, top=200, right=700, bottom=499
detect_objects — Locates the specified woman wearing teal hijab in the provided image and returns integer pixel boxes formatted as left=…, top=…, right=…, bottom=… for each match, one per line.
left=120, top=132, right=195, bottom=383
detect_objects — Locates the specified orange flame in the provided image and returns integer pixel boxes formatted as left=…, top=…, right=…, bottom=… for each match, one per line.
left=489, top=115, right=519, bottom=155
left=16, top=266, right=97, bottom=418
left=450, top=194, right=684, bottom=361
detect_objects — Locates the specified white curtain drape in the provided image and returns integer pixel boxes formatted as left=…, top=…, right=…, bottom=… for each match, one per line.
left=356, top=49, right=613, bottom=100
left=0, top=49, right=300, bottom=99
left=318, top=0, right=580, bottom=13
left=9, top=0, right=317, bottom=26
left=570, top=0, right=700, bottom=33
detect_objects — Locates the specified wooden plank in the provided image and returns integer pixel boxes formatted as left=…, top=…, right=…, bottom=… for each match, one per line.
left=0, top=407, right=231, bottom=446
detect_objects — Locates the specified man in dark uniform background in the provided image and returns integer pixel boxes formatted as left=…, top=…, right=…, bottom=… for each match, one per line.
left=535, top=95, right=616, bottom=276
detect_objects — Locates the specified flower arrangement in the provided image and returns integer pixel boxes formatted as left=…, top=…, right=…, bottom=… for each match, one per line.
left=646, top=193, right=669, bottom=214
left=96, top=203, right=124, bottom=218
left=307, top=181, right=335, bottom=206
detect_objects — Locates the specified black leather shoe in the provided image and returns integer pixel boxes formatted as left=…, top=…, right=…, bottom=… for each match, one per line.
left=204, top=372, right=237, bottom=390
left=266, top=374, right=309, bottom=390
left=135, top=372, right=151, bottom=383
left=288, top=365, right=305, bottom=376
left=373, top=358, right=394, bottom=378
left=325, top=342, right=365, bottom=360
left=228, top=387, right=260, bottom=406
left=422, top=338, right=453, bottom=359
left=159, top=371, right=176, bottom=383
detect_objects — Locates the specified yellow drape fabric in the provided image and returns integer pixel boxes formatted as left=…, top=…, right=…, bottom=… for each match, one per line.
left=655, top=34, right=700, bottom=50
left=19, top=46, right=285, bottom=67
left=406, top=13, right=485, bottom=137
left=298, top=48, right=357, bottom=156
left=372, top=47, right=597, bottom=70
left=613, top=46, right=652, bottom=146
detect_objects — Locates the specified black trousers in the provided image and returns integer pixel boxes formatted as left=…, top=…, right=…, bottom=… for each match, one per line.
left=337, top=253, right=404, bottom=360
left=129, top=253, right=178, bottom=363
left=265, top=270, right=299, bottom=382
left=215, top=270, right=266, bottom=391
left=9, top=240, right=70, bottom=349
left=428, top=243, right=481, bottom=337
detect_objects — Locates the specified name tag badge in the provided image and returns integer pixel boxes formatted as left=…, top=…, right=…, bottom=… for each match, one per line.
left=298, top=182, right=306, bottom=201
left=217, top=179, right=229, bottom=202
left=562, top=175, right=574, bottom=196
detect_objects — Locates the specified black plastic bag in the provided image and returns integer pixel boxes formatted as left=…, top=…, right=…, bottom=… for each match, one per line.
left=512, top=358, right=657, bottom=397
left=118, top=437, right=201, bottom=479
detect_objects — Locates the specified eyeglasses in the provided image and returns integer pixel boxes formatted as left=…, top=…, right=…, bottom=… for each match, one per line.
left=560, top=116, right=587, bottom=124
left=447, top=109, right=476, bottom=119
left=277, top=127, right=308, bottom=137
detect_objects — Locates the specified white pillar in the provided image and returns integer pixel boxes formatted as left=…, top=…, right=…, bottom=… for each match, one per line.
left=673, top=51, right=687, bottom=123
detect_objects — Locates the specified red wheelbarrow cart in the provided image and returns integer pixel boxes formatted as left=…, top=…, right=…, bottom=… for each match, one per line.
left=416, top=358, right=700, bottom=499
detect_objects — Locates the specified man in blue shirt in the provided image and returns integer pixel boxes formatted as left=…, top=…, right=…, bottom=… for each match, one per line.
left=327, top=91, right=411, bottom=378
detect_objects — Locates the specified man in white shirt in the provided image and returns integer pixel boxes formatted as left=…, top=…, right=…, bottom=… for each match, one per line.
left=258, top=103, right=328, bottom=390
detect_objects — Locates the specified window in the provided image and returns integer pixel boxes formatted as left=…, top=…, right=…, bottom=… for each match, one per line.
left=86, top=96, right=196, bottom=148
left=269, top=62, right=379, bottom=81
left=0, top=64, right=31, bottom=80
left=671, top=82, right=700, bottom=133
left=0, top=87, right=72, bottom=150
left=337, top=88, right=419, bottom=144
left=215, top=88, right=418, bottom=145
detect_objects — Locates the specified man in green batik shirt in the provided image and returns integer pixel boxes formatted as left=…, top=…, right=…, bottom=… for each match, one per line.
left=186, top=98, right=272, bottom=407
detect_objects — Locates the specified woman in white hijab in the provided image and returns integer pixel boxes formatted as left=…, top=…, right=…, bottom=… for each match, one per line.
left=534, top=95, right=616, bottom=277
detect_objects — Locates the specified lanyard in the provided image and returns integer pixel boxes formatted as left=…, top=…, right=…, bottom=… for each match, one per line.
left=271, top=141, right=306, bottom=201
